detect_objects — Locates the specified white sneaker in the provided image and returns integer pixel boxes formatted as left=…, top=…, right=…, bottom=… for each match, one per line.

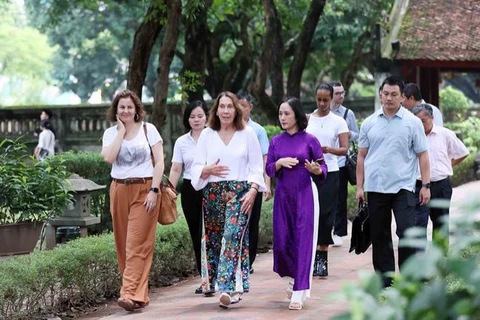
left=332, top=234, right=343, bottom=247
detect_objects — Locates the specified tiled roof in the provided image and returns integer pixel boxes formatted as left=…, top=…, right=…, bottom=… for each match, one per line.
left=396, top=0, right=480, bottom=61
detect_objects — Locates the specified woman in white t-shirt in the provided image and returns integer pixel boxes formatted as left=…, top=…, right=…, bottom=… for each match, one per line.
left=306, top=83, right=349, bottom=277
left=191, top=91, right=266, bottom=308
left=101, top=90, right=164, bottom=312
left=169, top=100, right=208, bottom=294
left=34, top=120, right=55, bottom=160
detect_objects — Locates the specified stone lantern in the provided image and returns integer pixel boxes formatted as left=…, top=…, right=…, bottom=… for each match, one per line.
left=45, top=174, right=105, bottom=248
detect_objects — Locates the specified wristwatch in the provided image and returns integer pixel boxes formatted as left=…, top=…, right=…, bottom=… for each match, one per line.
left=149, top=187, right=159, bottom=193
left=421, top=183, right=431, bottom=189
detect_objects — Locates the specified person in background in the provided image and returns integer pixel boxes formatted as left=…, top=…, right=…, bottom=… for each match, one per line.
left=266, top=97, right=327, bottom=310
left=169, top=100, right=208, bottom=294
left=306, top=83, right=349, bottom=277
left=191, top=91, right=266, bottom=309
left=236, top=89, right=272, bottom=273
left=403, top=83, right=443, bottom=126
left=101, top=90, right=164, bottom=311
left=34, top=119, right=55, bottom=160
left=329, top=81, right=359, bottom=247
left=412, top=103, right=468, bottom=247
left=356, top=76, right=431, bottom=287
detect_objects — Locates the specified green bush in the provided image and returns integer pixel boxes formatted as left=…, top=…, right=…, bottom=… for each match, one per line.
left=335, top=200, right=480, bottom=320
left=0, top=220, right=195, bottom=320
left=451, top=154, right=476, bottom=187
left=445, top=118, right=480, bottom=153
left=264, top=125, right=282, bottom=141
left=440, top=86, right=470, bottom=121
left=0, top=139, right=72, bottom=224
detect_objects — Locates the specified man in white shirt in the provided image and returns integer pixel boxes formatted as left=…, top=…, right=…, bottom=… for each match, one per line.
left=403, top=83, right=444, bottom=126
left=412, top=103, right=469, bottom=246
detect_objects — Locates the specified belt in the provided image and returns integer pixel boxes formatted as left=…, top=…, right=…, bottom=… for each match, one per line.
left=416, top=177, right=448, bottom=187
left=113, top=177, right=152, bottom=185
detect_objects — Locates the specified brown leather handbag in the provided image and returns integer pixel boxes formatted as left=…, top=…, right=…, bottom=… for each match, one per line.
left=143, top=124, right=178, bottom=225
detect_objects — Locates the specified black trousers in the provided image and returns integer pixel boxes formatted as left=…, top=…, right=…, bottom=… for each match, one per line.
left=249, top=191, right=263, bottom=267
left=414, top=178, right=452, bottom=243
left=368, top=190, right=416, bottom=287
left=180, top=179, right=203, bottom=274
left=333, top=166, right=348, bottom=237
left=317, top=171, right=339, bottom=245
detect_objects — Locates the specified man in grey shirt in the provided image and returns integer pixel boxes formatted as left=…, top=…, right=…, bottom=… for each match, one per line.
left=356, top=76, right=431, bottom=287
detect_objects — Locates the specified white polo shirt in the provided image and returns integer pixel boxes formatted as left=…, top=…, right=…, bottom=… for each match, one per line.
left=418, top=125, right=469, bottom=182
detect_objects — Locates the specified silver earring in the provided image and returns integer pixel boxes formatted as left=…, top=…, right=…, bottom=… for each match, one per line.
left=135, top=113, right=139, bottom=121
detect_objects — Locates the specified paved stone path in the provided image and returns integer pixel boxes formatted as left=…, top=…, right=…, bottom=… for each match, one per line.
left=79, top=180, right=480, bottom=320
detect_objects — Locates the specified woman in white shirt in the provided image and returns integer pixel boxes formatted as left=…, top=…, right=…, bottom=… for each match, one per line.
left=101, top=90, right=164, bottom=312
left=191, top=91, right=265, bottom=309
left=169, top=100, right=208, bottom=294
left=306, top=83, right=349, bottom=277
left=34, top=120, right=55, bottom=160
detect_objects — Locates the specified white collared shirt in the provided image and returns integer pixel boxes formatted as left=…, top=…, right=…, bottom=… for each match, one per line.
left=171, top=131, right=198, bottom=180
left=418, top=125, right=469, bottom=182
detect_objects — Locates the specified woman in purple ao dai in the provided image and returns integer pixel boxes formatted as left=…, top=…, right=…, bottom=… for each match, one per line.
left=266, top=97, right=327, bottom=310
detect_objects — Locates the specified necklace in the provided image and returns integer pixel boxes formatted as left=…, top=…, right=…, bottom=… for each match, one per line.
left=313, top=111, right=328, bottom=128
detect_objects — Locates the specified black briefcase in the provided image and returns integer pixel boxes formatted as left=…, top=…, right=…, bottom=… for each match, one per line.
left=349, top=201, right=371, bottom=255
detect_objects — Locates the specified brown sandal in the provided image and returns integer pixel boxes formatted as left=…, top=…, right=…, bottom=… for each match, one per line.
left=117, top=297, right=135, bottom=311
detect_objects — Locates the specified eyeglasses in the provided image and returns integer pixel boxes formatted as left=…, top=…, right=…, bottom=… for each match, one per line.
left=334, top=91, right=346, bottom=96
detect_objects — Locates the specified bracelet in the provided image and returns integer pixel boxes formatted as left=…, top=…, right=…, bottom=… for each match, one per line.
left=251, top=186, right=259, bottom=192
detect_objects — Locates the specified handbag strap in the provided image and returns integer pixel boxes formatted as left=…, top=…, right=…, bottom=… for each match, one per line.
left=143, top=123, right=155, bottom=167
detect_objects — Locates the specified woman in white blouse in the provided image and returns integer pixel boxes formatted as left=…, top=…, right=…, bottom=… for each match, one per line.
left=191, top=91, right=266, bottom=309
left=169, top=100, right=208, bottom=294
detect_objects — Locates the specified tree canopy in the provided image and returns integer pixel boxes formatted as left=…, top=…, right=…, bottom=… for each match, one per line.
left=22, top=0, right=394, bottom=123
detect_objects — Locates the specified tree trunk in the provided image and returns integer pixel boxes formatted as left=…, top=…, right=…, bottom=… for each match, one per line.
left=152, top=0, right=182, bottom=128
left=269, top=3, right=284, bottom=106
left=286, top=0, right=326, bottom=98
left=252, top=0, right=281, bottom=122
left=182, top=0, right=213, bottom=102
left=126, top=2, right=166, bottom=98
left=340, top=30, right=372, bottom=93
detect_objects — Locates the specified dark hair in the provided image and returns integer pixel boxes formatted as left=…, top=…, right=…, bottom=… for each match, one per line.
left=106, top=90, right=145, bottom=122
left=208, top=91, right=245, bottom=131
left=412, top=103, right=433, bottom=117
left=183, top=100, right=208, bottom=131
left=41, top=109, right=53, bottom=119
left=279, top=97, right=308, bottom=131
left=236, top=89, right=252, bottom=102
left=404, top=83, right=422, bottom=100
left=315, top=83, right=334, bottom=98
left=329, top=81, right=343, bottom=88
left=40, top=120, right=52, bottom=130
left=381, top=76, right=405, bottom=94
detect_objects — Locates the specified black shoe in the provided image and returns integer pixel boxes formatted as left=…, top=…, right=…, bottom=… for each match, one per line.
left=203, top=288, right=215, bottom=297
left=313, top=250, right=321, bottom=276
left=250, top=267, right=254, bottom=274
left=318, top=251, right=328, bottom=277
left=195, top=285, right=203, bottom=294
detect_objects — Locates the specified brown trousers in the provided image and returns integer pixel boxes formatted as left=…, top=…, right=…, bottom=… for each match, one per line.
left=110, top=180, right=159, bottom=303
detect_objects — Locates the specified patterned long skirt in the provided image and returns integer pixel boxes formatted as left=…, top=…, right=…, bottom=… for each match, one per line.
left=200, top=180, right=251, bottom=294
